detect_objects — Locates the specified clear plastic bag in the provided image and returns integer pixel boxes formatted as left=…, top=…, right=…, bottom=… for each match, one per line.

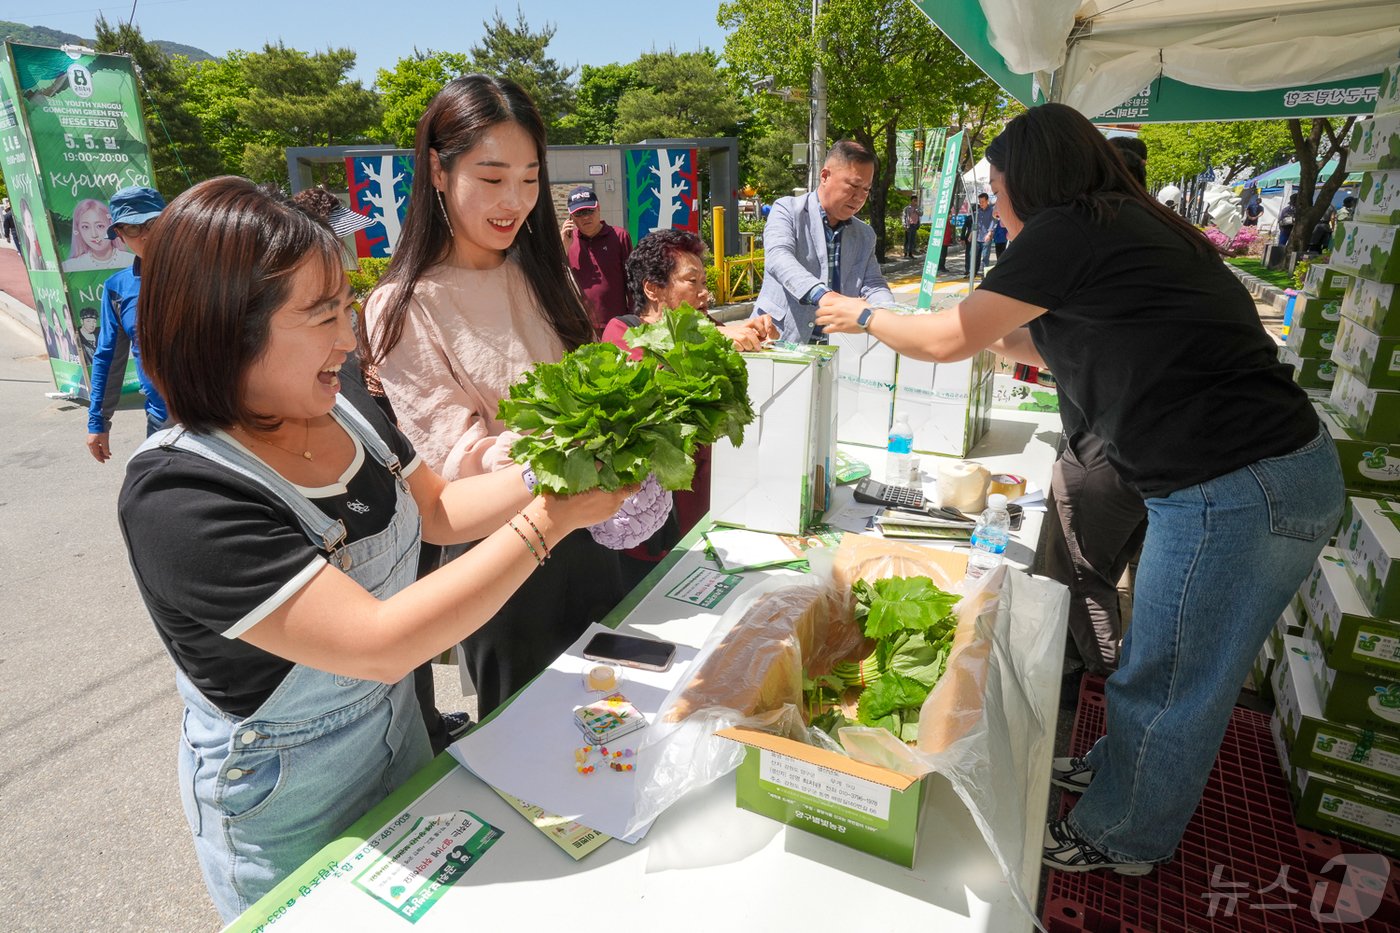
left=625, top=536, right=1067, bottom=927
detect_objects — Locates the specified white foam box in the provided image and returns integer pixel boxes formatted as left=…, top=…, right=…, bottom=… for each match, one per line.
left=1359, top=171, right=1400, bottom=226
left=1333, top=313, right=1400, bottom=390
left=829, top=331, right=895, bottom=448
left=1332, top=221, right=1400, bottom=284
left=1302, top=547, right=1400, bottom=679
left=1337, top=496, right=1400, bottom=620
left=1313, top=400, right=1400, bottom=498
left=1343, top=277, right=1400, bottom=337
left=1285, top=323, right=1339, bottom=359
left=1350, top=111, right=1400, bottom=173
left=1329, top=366, right=1400, bottom=440
left=1280, top=345, right=1338, bottom=390
left=1273, top=634, right=1400, bottom=796
left=710, top=344, right=835, bottom=535
left=893, top=350, right=994, bottom=458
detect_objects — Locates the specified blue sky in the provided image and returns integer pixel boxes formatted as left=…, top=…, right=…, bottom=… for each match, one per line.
left=9, top=0, right=731, bottom=85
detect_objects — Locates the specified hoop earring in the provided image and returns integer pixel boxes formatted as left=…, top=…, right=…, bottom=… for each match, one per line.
left=435, top=189, right=455, bottom=238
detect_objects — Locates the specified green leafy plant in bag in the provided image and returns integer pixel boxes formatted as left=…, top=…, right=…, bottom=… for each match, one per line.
left=844, top=576, right=961, bottom=742
left=497, top=304, right=754, bottom=494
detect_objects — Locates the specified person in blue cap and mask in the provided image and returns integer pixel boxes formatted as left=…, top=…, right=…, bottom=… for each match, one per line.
left=86, top=185, right=170, bottom=463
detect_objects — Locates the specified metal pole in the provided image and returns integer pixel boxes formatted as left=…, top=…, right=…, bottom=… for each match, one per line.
left=808, top=0, right=827, bottom=191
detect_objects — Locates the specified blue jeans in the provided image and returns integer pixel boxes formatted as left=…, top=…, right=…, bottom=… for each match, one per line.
left=1069, top=427, right=1343, bottom=862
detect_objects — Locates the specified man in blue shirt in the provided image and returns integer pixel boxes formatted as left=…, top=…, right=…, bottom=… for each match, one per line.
left=967, top=192, right=995, bottom=277
left=751, top=140, right=894, bottom=343
left=86, top=186, right=168, bottom=463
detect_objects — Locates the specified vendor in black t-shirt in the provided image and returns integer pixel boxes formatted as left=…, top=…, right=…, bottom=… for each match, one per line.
left=817, top=103, right=1343, bottom=877
left=118, top=177, right=631, bottom=921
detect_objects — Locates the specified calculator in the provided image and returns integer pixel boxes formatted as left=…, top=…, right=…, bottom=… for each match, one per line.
left=852, top=477, right=926, bottom=510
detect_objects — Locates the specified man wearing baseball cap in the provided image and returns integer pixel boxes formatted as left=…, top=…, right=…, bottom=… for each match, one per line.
left=86, top=185, right=170, bottom=463
left=561, top=185, right=632, bottom=333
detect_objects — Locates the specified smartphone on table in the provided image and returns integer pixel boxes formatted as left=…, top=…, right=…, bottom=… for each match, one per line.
left=582, top=631, right=678, bottom=673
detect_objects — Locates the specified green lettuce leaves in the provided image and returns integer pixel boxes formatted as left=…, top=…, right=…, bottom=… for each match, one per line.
left=497, top=305, right=754, bottom=493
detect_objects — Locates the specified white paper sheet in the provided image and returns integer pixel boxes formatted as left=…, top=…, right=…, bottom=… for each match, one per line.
left=449, top=623, right=699, bottom=844
left=703, top=528, right=800, bottom=570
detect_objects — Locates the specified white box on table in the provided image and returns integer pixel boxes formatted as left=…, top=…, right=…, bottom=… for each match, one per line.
left=893, top=351, right=994, bottom=457
left=710, top=345, right=835, bottom=535
left=829, top=331, right=896, bottom=448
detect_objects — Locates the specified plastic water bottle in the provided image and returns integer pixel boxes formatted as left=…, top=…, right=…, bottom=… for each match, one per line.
left=966, top=493, right=1011, bottom=580
left=886, top=413, right=914, bottom=487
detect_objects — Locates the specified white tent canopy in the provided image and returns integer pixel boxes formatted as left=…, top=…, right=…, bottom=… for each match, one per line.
left=934, top=0, right=1400, bottom=120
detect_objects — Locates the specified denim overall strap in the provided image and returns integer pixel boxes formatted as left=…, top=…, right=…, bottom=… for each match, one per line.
left=150, top=400, right=430, bottom=921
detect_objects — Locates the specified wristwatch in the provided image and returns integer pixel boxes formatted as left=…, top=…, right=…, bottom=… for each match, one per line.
left=856, top=307, right=876, bottom=330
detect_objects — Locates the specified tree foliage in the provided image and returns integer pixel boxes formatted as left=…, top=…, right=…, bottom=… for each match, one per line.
left=614, top=50, right=743, bottom=143
left=171, top=52, right=269, bottom=176
left=554, top=63, right=641, bottom=145
left=376, top=49, right=470, bottom=148
left=469, top=8, right=575, bottom=141
left=720, top=0, right=1004, bottom=259
left=94, top=16, right=222, bottom=194
left=232, top=43, right=382, bottom=184
left=1138, top=120, right=1293, bottom=191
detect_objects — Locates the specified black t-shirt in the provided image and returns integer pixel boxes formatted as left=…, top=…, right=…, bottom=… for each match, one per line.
left=979, top=200, right=1316, bottom=498
left=118, top=382, right=422, bottom=718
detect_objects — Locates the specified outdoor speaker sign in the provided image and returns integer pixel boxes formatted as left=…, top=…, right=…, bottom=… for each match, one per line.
left=0, top=40, right=152, bottom=398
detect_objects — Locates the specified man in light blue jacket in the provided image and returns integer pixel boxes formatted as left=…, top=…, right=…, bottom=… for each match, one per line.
left=751, top=140, right=895, bottom=343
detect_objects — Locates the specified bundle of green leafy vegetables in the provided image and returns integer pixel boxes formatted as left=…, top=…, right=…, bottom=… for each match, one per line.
left=497, top=304, right=755, bottom=494
left=807, top=576, right=961, bottom=743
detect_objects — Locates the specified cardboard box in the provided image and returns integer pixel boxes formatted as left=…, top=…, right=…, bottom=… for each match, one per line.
left=1342, top=277, right=1400, bottom=337
left=1377, top=57, right=1400, bottom=120
left=1333, top=314, right=1400, bottom=390
left=1329, top=366, right=1400, bottom=439
left=1303, top=264, right=1353, bottom=300
left=893, top=350, right=995, bottom=457
left=1252, top=625, right=1278, bottom=699
left=1302, top=548, right=1400, bottom=678
left=990, top=372, right=1060, bottom=412
left=1292, top=292, right=1344, bottom=330
left=1332, top=221, right=1400, bottom=284
left=720, top=727, right=929, bottom=866
left=1337, top=496, right=1400, bottom=620
left=1304, top=625, right=1400, bottom=736
left=829, top=331, right=896, bottom=448
left=1286, top=766, right=1400, bottom=858
left=1284, top=323, right=1339, bottom=359
left=1313, top=400, right=1400, bottom=498
left=1274, top=635, right=1400, bottom=796
left=1280, top=346, right=1338, bottom=390
left=1359, top=171, right=1400, bottom=226
left=710, top=345, right=835, bottom=535
left=1350, top=112, right=1400, bottom=173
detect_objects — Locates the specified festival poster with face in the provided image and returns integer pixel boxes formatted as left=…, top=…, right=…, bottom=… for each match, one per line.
left=0, top=41, right=152, bottom=398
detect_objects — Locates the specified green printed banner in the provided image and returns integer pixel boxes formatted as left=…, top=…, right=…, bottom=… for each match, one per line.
left=0, top=40, right=153, bottom=398
left=917, top=128, right=947, bottom=224
left=917, top=130, right=963, bottom=309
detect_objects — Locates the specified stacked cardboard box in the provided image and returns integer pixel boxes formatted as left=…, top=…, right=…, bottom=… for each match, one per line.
left=1281, top=266, right=1348, bottom=391
left=1271, top=508, right=1400, bottom=855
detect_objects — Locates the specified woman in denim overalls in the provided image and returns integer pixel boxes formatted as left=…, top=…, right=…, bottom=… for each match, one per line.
left=118, top=178, right=631, bottom=920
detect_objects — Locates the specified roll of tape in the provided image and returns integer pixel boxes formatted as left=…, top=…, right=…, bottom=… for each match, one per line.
left=988, top=473, right=1027, bottom=500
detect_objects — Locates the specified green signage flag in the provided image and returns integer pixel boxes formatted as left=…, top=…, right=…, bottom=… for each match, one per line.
left=916, top=130, right=963, bottom=310
left=917, top=128, right=947, bottom=225
left=0, top=41, right=154, bottom=398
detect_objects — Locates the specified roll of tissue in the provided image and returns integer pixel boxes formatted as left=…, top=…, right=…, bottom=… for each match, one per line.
left=938, top=460, right=991, bottom=513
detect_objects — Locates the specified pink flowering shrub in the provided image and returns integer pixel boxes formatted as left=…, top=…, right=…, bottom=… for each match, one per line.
left=1204, top=224, right=1259, bottom=256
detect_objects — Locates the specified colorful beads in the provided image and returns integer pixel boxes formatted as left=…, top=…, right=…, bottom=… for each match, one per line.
left=573, top=744, right=637, bottom=775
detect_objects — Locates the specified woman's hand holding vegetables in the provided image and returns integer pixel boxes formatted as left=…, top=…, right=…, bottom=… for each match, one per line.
left=540, top=483, right=638, bottom=532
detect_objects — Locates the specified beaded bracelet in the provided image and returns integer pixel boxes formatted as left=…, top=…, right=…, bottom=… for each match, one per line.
left=507, top=519, right=545, bottom=566
left=516, top=510, right=551, bottom=560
